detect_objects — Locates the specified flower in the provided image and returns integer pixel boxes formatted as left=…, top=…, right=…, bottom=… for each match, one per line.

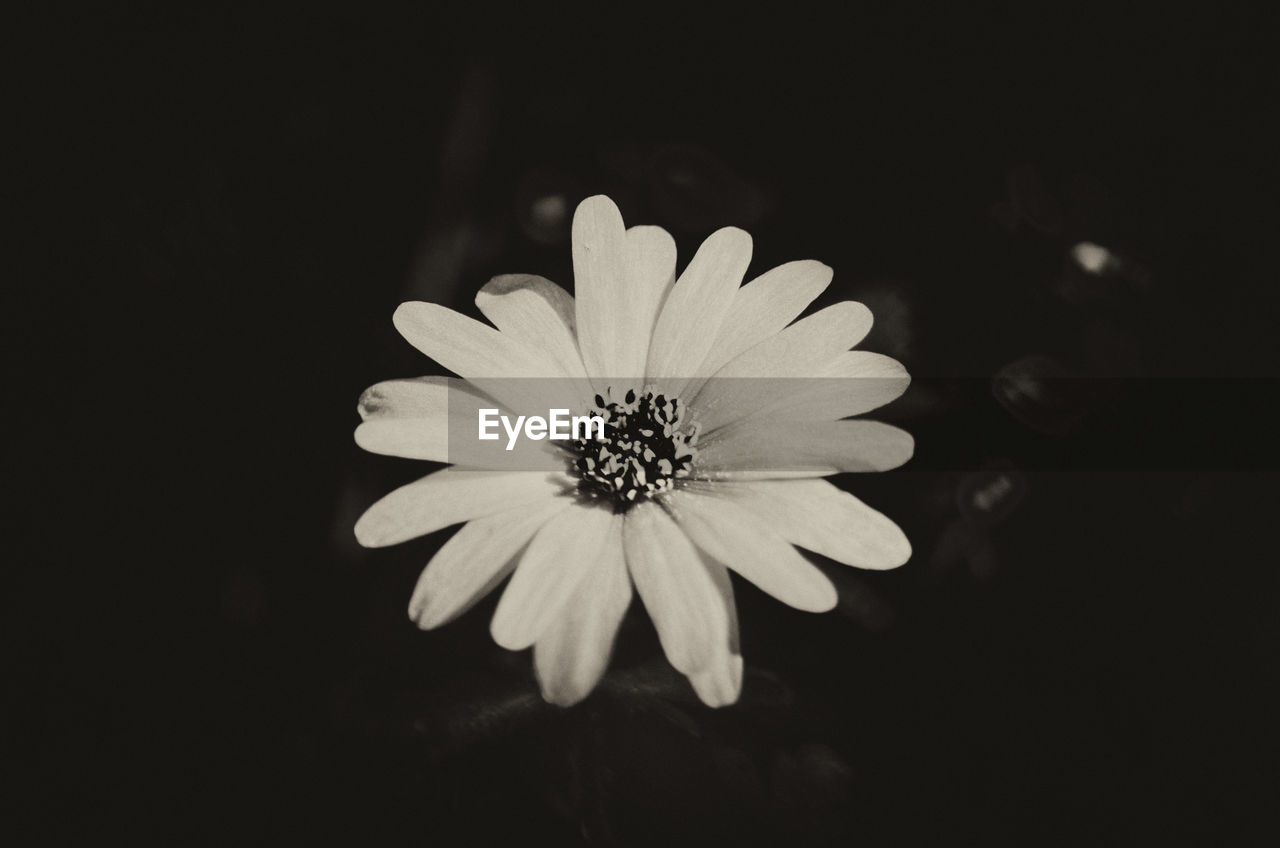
left=354, top=195, right=913, bottom=707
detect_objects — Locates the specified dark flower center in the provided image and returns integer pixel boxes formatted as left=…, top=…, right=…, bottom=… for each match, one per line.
left=570, top=387, right=699, bottom=507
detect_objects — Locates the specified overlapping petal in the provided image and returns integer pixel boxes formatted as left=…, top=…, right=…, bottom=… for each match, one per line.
left=692, top=301, right=875, bottom=432
left=713, top=351, right=911, bottom=433
left=691, top=259, right=834, bottom=385
left=686, top=553, right=743, bottom=707
left=354, top=469, right=573, bottom=548
left=645, top=226, right=753, bottom=396
left=476, top=274, right=589, bottom=383
left=695, top=418, right=914, bottom=479
left=665, top=489, right=837, bottom=612
left=491, top=501, right=621, bottom=650
left=533, top=518, right=632, bottom=705
left=409, top=496, right=575, bottom=628
left=623, top=500, right=729, bottom=674
left=716, top=479, right=912, bottom=569
left=357, top=194, right=915, bottom=712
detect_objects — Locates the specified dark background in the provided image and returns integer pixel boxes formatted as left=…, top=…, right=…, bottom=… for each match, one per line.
left=11, top=3, right=1280, bottom=844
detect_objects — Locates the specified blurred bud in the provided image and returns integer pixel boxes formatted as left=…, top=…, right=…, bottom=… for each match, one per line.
left=1071, top=241, right=1121, bottom=275
left=991, top=354, right=1092, bottom=435
left=645, top=144, right=769, bottom=233
left=1054, top=241, right=1152, bottom=304
left=514, top=169, right=580, bottom=246
left=955, top=460, right=1028, bottom=528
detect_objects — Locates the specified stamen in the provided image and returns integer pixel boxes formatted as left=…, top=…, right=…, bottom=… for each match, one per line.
left=569, top=386, right=699, bottom=507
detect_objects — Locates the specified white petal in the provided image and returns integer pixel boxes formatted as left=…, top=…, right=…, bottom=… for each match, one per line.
left=615, top=225, right=679, bottom=378
left=695, top=259, right=834, bottom=379
left=666, top=489, right=837, bottom=612
left=354, top=469, right=573, bottom=548
left=707, top=300, right=873, bottom=379
left=645, top=227, right=753, bottom=395
left=695, top=419, right=915, bottom=478
left=354, top=377, right=494, bottom=462
left=356, top=376, right=452, bottom=421
left=490, top=502, right=620, bottom=651
left=689, top=654, right=744, bottom=708
left=692, top=301, right=875, bottom=432
left=623, top=500, right=729, bottom=674
left=409, top=497, right=575, bottom=629
left=533, top=518, right=632, bottom=706
left=571, top=195, right=631, bottom=380
left=716, top=479, right=911, bottom=570
left=686, top=554, right=742, bottom=707
left=392, top=302, right=582, bottom=423
left=724, top=351, right=911, bottom=432
left=393, top=301, right=568, bottom=380
left=475, top=274, right=590, bottom=384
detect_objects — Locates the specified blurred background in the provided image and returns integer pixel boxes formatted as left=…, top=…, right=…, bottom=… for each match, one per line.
left=10, top=3, right=1280, bottom=844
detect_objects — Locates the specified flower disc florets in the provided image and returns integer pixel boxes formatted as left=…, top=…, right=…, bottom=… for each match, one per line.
left=570, top=387, right=699, bottom=506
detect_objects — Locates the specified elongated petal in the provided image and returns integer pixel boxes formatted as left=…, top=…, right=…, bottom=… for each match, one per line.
left=354, top=377, right=494, bottom=462
left=533, top=519, right=631, bottom=706
left=695, top=259, right=834, bottom=379
left=393, top=301, right=568, bottom=380
left=666, top=490, right=836, bottom=612
left=615, top=225, right=678, bottom=378
left=623, top=500, right=728, bottom=674
left=392, top=300, right=578, bottom=421
left=722, top=351, right=911, bottom=432
left=354, top=469, right=573, bottom=548
left=715, top=479, right=911, bottom=569
left=571, top=195, right=631, bottom=380
left=708, top=301, right=873, bottom=379
left=476, top=274, right=590, bottom=384
left=695, top=419, right=915, bottom=478
left=686, top=554, right=742, bottom=707
left=356, top=376, right=453, bottom=421
left=491, top=502, right=620, bottom=651
left=409, top=497, right=575, bottom=628
left=690, top=654, right=744, bottom=708
left=692, top=302, right=875, bottom=432
left=646, top=227, right=753, bottom=395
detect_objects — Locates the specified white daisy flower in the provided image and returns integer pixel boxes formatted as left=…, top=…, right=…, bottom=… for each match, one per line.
left=354, top=195, right=914, bottom=708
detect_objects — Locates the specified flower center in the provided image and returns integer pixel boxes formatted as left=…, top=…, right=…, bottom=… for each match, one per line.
left=569, top=387, right=699, bottom=507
